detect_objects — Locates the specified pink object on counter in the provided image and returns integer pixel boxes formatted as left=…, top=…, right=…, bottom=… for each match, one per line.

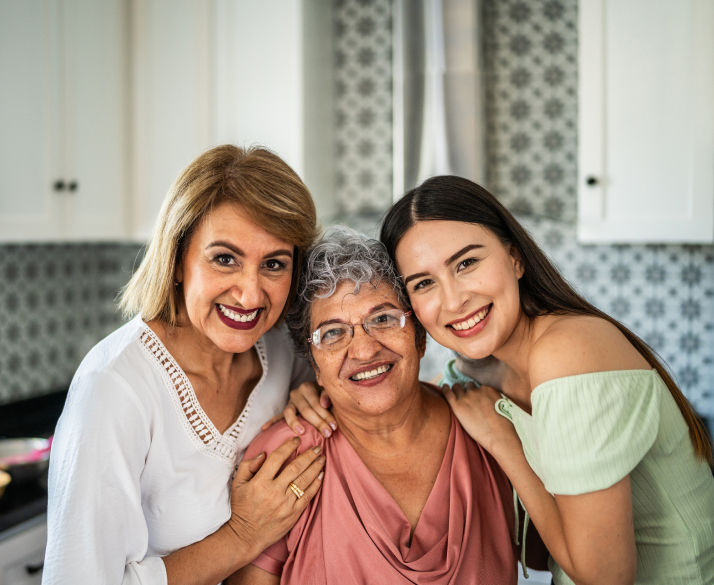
left=0, top=436, right=52, bottom=467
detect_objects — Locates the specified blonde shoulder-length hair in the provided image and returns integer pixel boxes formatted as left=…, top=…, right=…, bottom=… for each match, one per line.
left=119, top=144, right=318, bottom=326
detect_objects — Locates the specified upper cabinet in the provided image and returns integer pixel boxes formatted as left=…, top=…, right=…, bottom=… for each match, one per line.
left=578, top=0, right=714, bottom=243
left=128, top=0, right=334, bottom=241
left=0, top=0, right=128, bottom=242
left=0, top=0, right=332, bottom=243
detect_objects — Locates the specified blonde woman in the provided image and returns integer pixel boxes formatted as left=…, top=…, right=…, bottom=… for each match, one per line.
left=44, top=146, right=325, bottom=585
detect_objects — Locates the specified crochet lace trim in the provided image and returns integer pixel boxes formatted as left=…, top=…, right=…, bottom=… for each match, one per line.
left=139, top=325, right=267, bottom=461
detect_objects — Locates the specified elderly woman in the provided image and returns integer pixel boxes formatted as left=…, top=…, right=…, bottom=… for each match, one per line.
left=44, top=145, right=325, bottom=585
left=228, top=227, right=536, bottom=585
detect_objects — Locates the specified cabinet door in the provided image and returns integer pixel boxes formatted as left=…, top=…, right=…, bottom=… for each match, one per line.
left=129, top=0, right=215, bottom=241
left=0, top=1, right=63, bottom=241
left=62, top=0, right=128, bottom=240
left=128, top=0, right=334, bottom=241
left=578, top=0, right=714, bottom=243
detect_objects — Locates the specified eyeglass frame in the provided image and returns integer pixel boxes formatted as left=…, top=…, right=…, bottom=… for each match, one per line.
left=307, top=309, right=413, bottom=351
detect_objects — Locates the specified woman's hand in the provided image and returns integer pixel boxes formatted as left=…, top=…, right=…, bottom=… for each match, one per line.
left=440, top=382, right=520, bottom=456
left=225, top=437, right=325, bottom=561
left=261, top=381, right=337, bottom=438
left=454, top=355, right=505, bottom=390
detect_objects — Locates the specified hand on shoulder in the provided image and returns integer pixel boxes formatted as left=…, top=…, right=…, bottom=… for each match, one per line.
left=528, top=315, right=649, bottom=390
left=246, top=417, right=324, bottom=461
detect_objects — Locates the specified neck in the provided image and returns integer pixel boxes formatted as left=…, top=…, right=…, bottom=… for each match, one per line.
left=148, top=318, right=238, bottom=380
left=490, top=311, right=538, bottom=407
left=334, top=382, right=436, bottom=454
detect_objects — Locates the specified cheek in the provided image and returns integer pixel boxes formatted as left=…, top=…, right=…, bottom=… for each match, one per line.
left=266, top=277, right=293, bottom=306
left=311, top=354, right=332, bottom=388
left=408, top=293, right=438, bottom=325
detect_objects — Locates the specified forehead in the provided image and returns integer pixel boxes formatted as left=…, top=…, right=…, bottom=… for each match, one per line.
left=190, top=202, right=291, bottom=249
left=407, top=220, right=498, bottom=246
left=396, top=220, right=503, bottom=268
left=310, top=280, right=402, bottom=325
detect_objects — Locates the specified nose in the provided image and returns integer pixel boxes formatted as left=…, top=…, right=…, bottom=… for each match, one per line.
left=347, top=324, right=383, bottom=360
left=441, top=278, right=469, bottom=313
left=231, top=269, right=263, bottom=308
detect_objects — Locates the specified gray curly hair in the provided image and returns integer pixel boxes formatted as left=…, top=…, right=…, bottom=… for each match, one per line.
left=286, top=225, right=425, bottom=361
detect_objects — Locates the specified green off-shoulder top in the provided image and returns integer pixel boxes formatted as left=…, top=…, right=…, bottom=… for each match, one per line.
left=442, top=364, right=714, bottom=585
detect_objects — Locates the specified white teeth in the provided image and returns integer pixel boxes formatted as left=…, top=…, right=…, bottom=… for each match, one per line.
left=351, top=364, right=390, bottom=381
left=451, top=306, right=490, bottom=331
left=217, top=304, right=259, bottom=323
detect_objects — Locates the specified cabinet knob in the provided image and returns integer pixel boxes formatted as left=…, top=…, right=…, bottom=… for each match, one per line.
left=53, top=180, right=66, bottom=191
left=68, top=180, right=78, bottom=192
left=585, top=175, right=599, bottom=186
left=25, top=561, right=44, bottom=575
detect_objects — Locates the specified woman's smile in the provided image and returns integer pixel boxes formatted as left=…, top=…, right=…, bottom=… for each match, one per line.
left=346, top=362, right=394, bottom=384
left=448, top=304, right=492, bottom=336
left=216, top=303, right=262, bottom=330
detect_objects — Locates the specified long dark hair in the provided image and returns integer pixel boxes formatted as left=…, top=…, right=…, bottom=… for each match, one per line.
left=381, top=175, right=712, bottom=463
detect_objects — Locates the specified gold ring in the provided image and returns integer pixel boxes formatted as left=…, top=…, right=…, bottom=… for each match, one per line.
left=288, top=481, right=305, bottom=499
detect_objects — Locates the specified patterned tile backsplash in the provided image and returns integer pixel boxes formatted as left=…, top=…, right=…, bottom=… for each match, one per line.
left=0, top=244, right=142, bottom=403
left=0, top=0, right=712, bottom=428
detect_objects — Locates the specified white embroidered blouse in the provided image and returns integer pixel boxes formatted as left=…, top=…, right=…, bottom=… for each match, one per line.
left=43, top=316, right=313, bottom=585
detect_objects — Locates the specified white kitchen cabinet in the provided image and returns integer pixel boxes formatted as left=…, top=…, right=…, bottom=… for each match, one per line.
left=0, top=0, right=128, bottom=242
left=128, top=0, right=334, bottom=242
left=0, top=515, right=46, bottom=585
left=577, top=0, right=714, bottom=243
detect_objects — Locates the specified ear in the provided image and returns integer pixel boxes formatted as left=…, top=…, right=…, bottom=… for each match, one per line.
left=509, top=245, right=525, bottom=280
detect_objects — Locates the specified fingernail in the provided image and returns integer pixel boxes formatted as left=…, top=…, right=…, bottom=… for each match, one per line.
left=329, top=422, right=337, bottom=431
left=256, top=452, right=265, bottom=459
left=322, top=428, right=332, bottom=438
left=295, top=424, right=305, bottom=434
left=318, top=471, right=324, bottom=480
left=313, top=445, right=322, bottom=455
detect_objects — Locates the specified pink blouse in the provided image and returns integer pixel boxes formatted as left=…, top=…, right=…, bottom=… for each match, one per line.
left=246, top=410, right=517, bottom=584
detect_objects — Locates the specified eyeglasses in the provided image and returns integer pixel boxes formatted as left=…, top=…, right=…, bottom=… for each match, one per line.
left=308, top=309, right=412, bottom=351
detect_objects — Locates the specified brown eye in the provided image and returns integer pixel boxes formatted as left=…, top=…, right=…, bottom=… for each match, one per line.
left=456, top=258, right=478, bottom=271
left=215, top=254, right=234, bottom=266
left=412, top=278, right=434, bottom=291
left=264, top=259, right=288, bottom=271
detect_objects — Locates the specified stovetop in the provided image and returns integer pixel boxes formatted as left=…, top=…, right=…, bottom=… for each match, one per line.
left=0, top=389, right=67, bottom=535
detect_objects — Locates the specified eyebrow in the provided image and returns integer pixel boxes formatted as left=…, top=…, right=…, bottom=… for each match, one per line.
left=206, top=241, right=293, bottom=259
left=402, top=244, right=484, bottom=286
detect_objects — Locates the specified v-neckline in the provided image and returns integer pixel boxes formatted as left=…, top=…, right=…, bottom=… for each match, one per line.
left=139, top=321, right=268, bottom=461
left=332, top=412, right=456, bottom=558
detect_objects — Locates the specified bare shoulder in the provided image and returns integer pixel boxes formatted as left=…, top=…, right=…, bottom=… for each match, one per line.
left=528, top=315, right=650, bottom=389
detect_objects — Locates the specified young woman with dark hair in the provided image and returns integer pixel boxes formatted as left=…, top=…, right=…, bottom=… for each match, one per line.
left=378, top=175, right=714, bottom=585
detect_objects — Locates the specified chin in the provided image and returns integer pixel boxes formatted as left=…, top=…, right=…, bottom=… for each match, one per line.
left=448, top=337, right=494, bottom=361
left=217, top=332, right=264, bottom=354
